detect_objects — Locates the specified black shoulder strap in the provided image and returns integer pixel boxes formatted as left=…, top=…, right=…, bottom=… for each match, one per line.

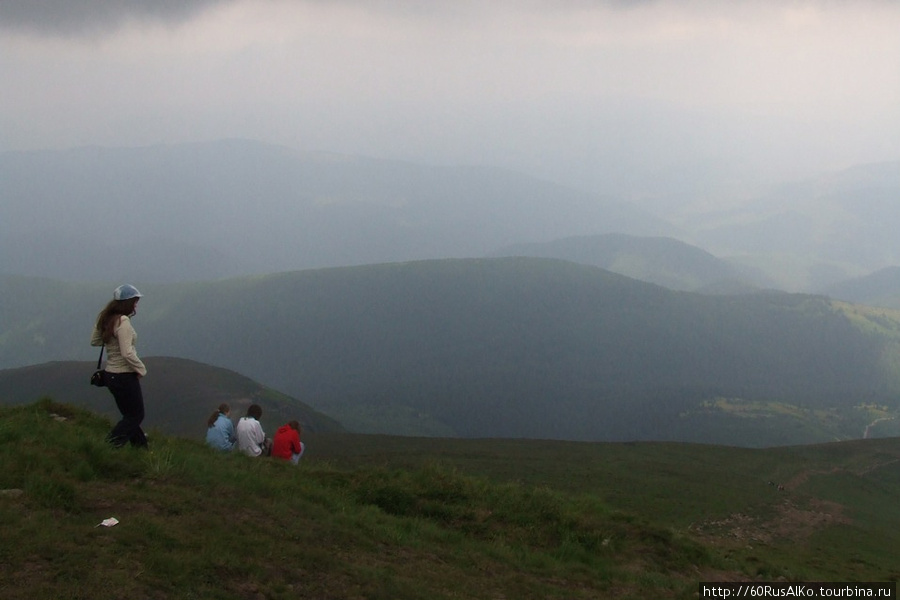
left=96, top=345, right=105, bottom=370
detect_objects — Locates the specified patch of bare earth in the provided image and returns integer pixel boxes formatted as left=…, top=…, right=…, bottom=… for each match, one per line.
left=689, top=472, right=851, bottom=548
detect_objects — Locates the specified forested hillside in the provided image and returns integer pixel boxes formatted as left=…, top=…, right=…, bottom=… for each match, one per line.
left=4, top=258, right=900, bottom=445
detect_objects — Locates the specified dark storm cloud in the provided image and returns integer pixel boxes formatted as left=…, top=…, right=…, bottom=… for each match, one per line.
left=0, top=0, right=237, bottom=36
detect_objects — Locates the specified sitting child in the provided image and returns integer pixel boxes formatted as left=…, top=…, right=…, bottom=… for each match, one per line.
left=272, top=420, right=305, bottom=464
left=236, top=404, right=272, bottom=457
left=206, top=403, right=235, bottom=452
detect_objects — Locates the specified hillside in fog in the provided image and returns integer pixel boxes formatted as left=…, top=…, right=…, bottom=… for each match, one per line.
left=4, top=258, right=900, bottom=446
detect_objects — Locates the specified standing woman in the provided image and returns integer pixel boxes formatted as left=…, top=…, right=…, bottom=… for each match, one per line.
left=91, top=284, right=148, bottom=448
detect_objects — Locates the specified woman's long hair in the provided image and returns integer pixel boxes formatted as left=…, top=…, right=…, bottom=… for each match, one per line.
left=207, top=404, right=231, bottom=428
left=96, top=298, right=140, bottom=344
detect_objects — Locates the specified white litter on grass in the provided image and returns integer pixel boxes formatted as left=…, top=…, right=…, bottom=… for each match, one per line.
left=96, top=518, right=119, bottom=528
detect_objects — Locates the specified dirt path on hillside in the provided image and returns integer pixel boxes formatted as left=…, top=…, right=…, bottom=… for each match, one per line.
left=692, top=454, right=900, bottom=548
left=689, top=493, right=850, bottom=548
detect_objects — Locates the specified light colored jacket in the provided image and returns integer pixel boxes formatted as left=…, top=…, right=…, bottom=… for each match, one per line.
left=236, top=417, right=266, bottom=457
left=206, top=413, right=236, bottom=451
left=91, top=315, right=147, bottom=376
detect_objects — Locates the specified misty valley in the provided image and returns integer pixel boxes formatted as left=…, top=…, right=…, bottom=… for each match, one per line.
left=2, top=141, right=900, bottom=448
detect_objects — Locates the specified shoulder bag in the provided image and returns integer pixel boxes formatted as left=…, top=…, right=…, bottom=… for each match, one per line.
left=90, top=345, right=107, bottom=387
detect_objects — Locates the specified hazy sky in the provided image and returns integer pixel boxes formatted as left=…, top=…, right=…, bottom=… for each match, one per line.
left=2, top=0, right=899, bottom=198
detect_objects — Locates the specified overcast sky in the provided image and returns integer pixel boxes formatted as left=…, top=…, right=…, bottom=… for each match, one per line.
left=2, top=0, right=899, bottom=199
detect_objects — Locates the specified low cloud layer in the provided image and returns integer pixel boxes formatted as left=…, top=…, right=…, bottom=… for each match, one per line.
left=1, top=0, right=898, bottom=202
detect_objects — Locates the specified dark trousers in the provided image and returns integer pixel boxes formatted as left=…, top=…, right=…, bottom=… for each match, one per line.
left=106, top=372, right=147, bottom=448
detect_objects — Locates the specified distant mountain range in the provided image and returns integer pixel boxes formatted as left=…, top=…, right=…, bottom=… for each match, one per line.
left=4, top=140, right=898, bottom=293
left=0, top=140, right=673, bottom=283
left=0, top=357, right=344, bottom=439
left=3, top=258, right=899, bottom=446
left=682, top=161, right=900, bottom=291
left=490, top=233, right=766, bottom=293
left=820, top=266, right=900, bottom=309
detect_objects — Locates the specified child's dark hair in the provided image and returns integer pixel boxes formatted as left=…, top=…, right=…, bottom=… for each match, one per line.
left=246, top=404, right=262, bottom=420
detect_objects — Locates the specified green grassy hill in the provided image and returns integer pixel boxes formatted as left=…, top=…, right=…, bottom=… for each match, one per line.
left=1, top=400, right=899, bottom=600
left=4, top=258, right=900, bottom=445
left=0, top=357, right=344, bottom=438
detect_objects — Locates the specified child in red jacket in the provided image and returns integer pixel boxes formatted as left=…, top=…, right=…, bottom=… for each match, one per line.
left=272, top=421, right=305, bottom=464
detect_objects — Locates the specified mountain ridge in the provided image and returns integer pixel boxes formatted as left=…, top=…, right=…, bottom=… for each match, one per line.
left=821, top=265, right=900, bottom=309
left=0, top=139, right=673, bottom=282
left=3, top=257, right=899, bottom=446
left=490, top=232, right=766, bottom=292
left=4, top=140, right=899, bottom=293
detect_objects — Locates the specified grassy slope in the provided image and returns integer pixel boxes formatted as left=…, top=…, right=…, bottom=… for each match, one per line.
left=2, top=401, right=899, bottom=600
